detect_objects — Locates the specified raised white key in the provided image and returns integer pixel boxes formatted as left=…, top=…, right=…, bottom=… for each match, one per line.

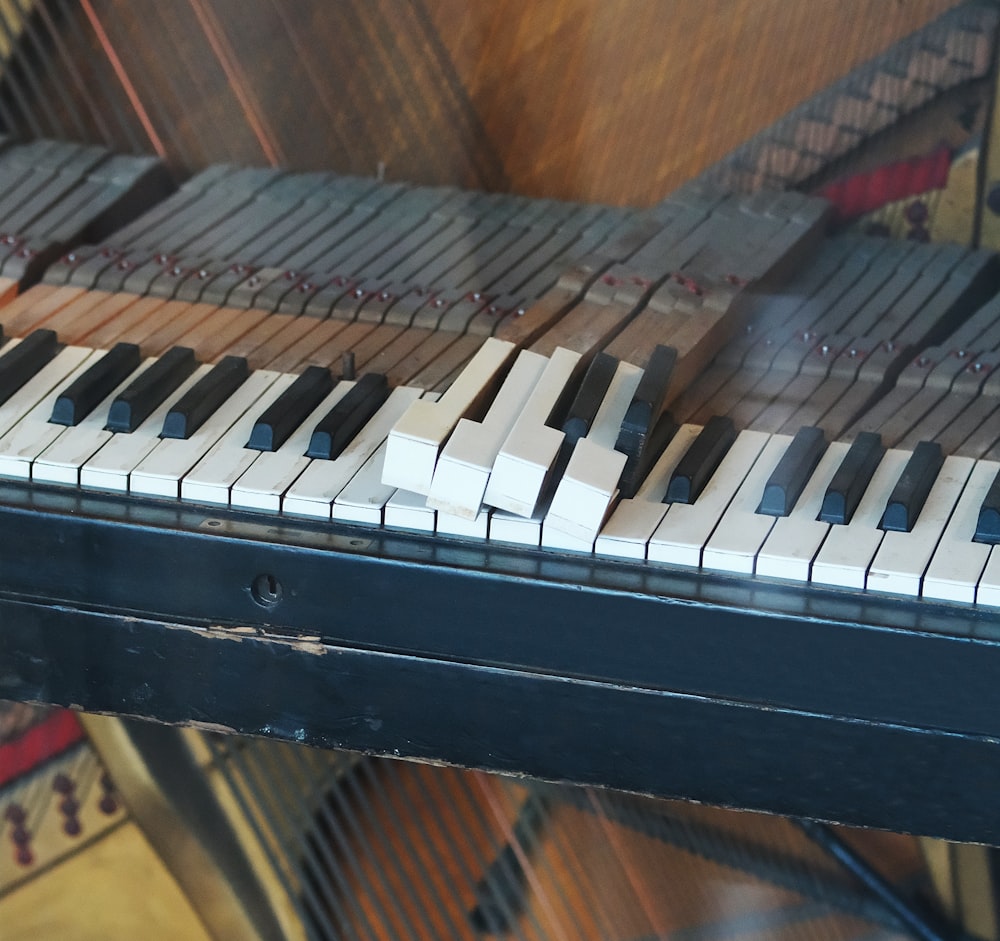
left=923, top=459, right=996, bottom=603
left=230, top=382, right=356, bottom=512
left=595, top=424, right=702, bottom=560
left=79, top=364, right=214, bottom=492
left=0, top=347, right=101, bottom=479
left=284, top=386, right=423, bottom=518
left=867, top=455, right=973, bottom=597
left=811, top=450, right=909, bottom=589
left=131, top=370, right=281, bottom=498
left=383, top=337, right=515, bottom=494
left=427, top=350, right=547, bottom=519
left=181, top=371, right=294, bottom=505
left=702, top=434, right=792, bottom=574
left=483, top=347, right=581, bottom=517
left=0, top=346, right=95, bottom=445
left=755, top=442, right=849, bottom=581
left=648, top=430, right=770, bottom=567
left=543, top=361, right=644, bottom=544
left=384, top=487, right=436, bottom=533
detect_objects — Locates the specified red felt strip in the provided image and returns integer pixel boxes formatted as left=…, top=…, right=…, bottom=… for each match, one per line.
left=817, top=145, right=952, bottom=223
left=0, top=710, right=84, bottom=789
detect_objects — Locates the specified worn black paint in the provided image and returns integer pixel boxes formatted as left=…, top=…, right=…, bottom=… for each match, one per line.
left=1, top=481, right=1000, bottom=842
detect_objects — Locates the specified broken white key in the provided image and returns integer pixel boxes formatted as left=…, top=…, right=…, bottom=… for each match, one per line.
left=0, top=347, right=101, bottom=479
left=284, top=385, right=423, bottom=518
left=648, top=430, right=770, bottom=567
left=755, top=442, right=848, bottom=581
left=543, top=360, right=644, bottom=544
left=811, top=449, right=909, bottom=589
left=383, top=337, right=515, bottom=494
left=181, top=371, right=294, bottom=505
left=483, top=346, right=581, bottom=517
left=867, top=455, right=973, bottom=597
left=595, top=423, right=702, bottom=560
left=701, top=434, right=792, bottom=574
left=923, top=459, right=996, bottom=603
left=427, top=349, right=547, bottom=519
left=230, top=381, right=356, bottom=512
left=131, top=370, right=281, bottom=498
left=79, top=364, right=214, bottom=492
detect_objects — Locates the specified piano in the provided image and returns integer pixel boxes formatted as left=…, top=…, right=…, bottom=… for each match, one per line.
left=0, top=122, right=995, bottom=855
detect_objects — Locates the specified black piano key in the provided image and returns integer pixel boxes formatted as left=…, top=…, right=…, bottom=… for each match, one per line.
left=161, top=355, right=249, bottom=440
left=974, top=467, right=1000, bottom=544
left=246, top=365, right=334, bottom=452
left=617, top=344, right=676, bottom=447
left=50, top=342, right=141, bottom=426
left=561, top=352, right=618, bottom=445
left=665, top=415, right=736, bottom=505
left=879, top=440, right=944, bottom=533
left=819, top=432, right=884, bottom=525
left=615, top=344, right=677, bottom=492
left=105, top=346, right=198, bottom=433
left=758, top=426, right=827, bottom=517
left=306, top=373, right=389, bottom=460
left=0, top=328, right=57, bottom=406
left=618, top=410, right=679, bottom=500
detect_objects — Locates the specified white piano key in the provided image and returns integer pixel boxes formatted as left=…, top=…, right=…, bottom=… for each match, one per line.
left=483, top=346, right=581, bottom=517
left=181, top=371, right=295, bottom=505
left=426, top=350, right=548, bottom=519
left=867, top=455, right=973, bottom=597
left=701, top=434, right=792, bottom=574
left=595, top=424, right=704, bottom=560
left=333, top=441, right=395, bottom=525
left=755, top=442, right=849, bottom=581
left=79, top=364, right=215, bottom=492
left=489, top=507, right=545, bottom=547
left=284, top=385, right=423, bottom=519
left=977, top=547, right=1000, bottom=607
left=130, top=370, right=281, bottom=498
left=436, top=507, right=490, bottom=539
left=36, top=380, right=150, bottom=483
left=333, top=393, right=441, bottom=525
left=543, top=361, right=644, bottom=543
left=811, top=449, right=909, bottom=589
left=648, top=430, right=770, bottom=567
left=383, top=336, right=515, bottom=494
left=384, top=487, right=436, bottom=533
left=541, top=521, right=596, bottom=553
left=0, top=346, right=94, bottom=444
left=0, top=347, right=101, bottom=479
left=229, top=381, right=356, bottom=512
left=923, top=459, right=996, bottom=603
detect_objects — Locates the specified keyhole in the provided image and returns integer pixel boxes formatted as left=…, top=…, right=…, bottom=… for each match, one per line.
left=251, top=573, right=283, bottom=607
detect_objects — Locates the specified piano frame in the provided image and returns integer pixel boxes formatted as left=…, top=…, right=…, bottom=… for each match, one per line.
left=2, top=477, right=999, bottom=845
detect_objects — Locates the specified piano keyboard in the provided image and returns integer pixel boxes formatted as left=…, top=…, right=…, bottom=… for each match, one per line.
left=0, top=161, right=990, bottom=610
left=3, top=155, right=1000, bottom=845
left=0, top=316, right=999, bottom=606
